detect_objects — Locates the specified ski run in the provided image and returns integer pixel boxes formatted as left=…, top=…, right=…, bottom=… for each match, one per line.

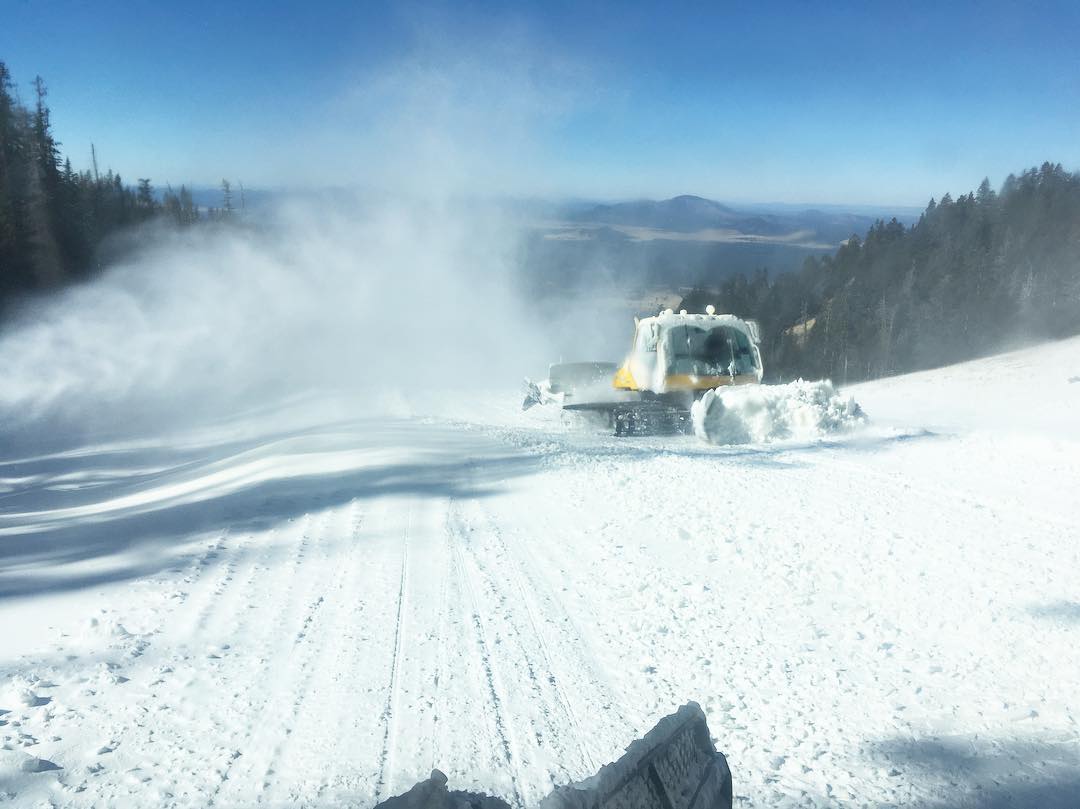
left=2, top=336, right=1080, bottom=808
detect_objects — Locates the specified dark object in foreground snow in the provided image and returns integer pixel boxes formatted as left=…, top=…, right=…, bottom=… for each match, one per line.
left=540, top=702, right=732, bottom=809
left=374, top=702, right=732, bottom=809
left=374, top=769, right=511, bottom=809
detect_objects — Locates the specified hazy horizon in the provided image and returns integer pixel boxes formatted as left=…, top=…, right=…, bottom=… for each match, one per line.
left=176, top=184, right=929, bottom=219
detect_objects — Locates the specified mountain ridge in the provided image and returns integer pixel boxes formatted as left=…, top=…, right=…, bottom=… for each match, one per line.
left=564, top=194, right=915, bottom=244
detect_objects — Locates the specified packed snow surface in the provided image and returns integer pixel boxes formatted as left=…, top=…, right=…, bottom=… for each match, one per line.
left=691, top=380, right=864, bottom=445
left=2, top=337, right=1080, bottom=808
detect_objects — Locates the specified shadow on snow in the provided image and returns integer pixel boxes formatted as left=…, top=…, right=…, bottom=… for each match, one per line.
left=1027, top=601, right=1080, bottom=623
left=869, top=735, right=1080, bottom=808
left=0, top=419, right=539, bottom=601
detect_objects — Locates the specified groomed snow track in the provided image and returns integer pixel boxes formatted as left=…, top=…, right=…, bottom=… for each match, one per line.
left=3, top=337, right=1080, bottom=808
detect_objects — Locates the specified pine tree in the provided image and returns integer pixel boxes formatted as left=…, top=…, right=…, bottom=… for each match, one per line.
left=24, top=76, right=64, bottom=286
left=0, top=64, right=220, bottom=313
left=0, top=62, right=20, bottom=293
left=137, top=178, right=155, bottom=215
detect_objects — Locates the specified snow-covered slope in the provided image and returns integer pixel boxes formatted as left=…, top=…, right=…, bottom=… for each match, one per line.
left=851, top=334, right=1080, bottom=439
left=2, top=337, right=1079, bottom=808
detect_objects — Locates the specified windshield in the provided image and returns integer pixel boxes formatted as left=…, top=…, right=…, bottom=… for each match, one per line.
left=664, top=325, right=756, bottom=376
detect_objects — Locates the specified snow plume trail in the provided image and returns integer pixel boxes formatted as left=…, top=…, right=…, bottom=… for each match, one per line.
left=0, top=194, right=549, bottom=450
left=0, top=31, right=626, bottom=451
left=0, top=32, right=606, bottom=451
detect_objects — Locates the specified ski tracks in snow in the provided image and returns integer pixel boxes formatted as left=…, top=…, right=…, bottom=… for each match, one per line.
left=442, top=493, right=633, bottom=802
left=1, top=472, right=631, bottom=808
left=0, top=424, right=663, bottom=809
left=373, top=506, right=410, bottom=804
left=446, top=502, right=524, bottom=807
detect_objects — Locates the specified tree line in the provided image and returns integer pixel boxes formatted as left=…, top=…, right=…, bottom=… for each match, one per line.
left=0, top=62, right=238, bottom=314
left=681, top=163, right=1080, bottom=383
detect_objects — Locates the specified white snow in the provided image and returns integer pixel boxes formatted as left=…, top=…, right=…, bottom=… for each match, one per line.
left=2, top=337, right=1080, bottom=808
left=691, top=380, right=865, bottom=445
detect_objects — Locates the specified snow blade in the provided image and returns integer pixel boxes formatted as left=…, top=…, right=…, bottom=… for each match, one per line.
left=540, top=701, right=732, bottom=809
left=522, top=377, right=545, bottom=411
left=372, top=702, right=732, bottom=809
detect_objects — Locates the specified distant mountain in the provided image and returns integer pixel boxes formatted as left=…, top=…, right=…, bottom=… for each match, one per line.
left=521, top=195, right=924, bottom=295
left=572, top=195, right=744, bottom=232
left=563, top=194, right=904, bottom=246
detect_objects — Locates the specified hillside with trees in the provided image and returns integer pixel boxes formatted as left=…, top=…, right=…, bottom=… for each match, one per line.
left=0, top=62, right=209, bottom=314
left=681, top=164, right=1080, bottom=383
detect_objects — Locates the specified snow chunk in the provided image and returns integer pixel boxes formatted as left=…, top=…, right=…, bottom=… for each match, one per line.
left=3, top=675, right=51, bottom=708
left=20, top=756, right=61, bottom=773
left=692, top=380, right=865, bottom=445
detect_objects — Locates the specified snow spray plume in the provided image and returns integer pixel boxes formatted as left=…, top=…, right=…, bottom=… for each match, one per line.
left=0, top=195, right=553, bottom=448
left=0, top=32, right=624, bottom=450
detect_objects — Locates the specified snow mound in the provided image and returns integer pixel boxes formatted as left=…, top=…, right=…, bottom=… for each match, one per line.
left=691, top=380, right=865, bottom=445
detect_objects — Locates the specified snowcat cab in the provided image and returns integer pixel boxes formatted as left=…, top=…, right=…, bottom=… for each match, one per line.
left=614, top=308, right=763, bottom=395
left=523, top=307, right=764, bottom=436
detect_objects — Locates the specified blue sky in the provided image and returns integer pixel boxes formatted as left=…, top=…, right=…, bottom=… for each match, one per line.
left=3, top=0, right=1079, bottom=205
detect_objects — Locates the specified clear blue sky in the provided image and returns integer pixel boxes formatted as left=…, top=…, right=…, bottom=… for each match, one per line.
left=3, top=0, right=1079, bottom=205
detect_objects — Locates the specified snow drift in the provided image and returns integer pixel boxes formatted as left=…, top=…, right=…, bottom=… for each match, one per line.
left=691, top=379, right=865, bottom=445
